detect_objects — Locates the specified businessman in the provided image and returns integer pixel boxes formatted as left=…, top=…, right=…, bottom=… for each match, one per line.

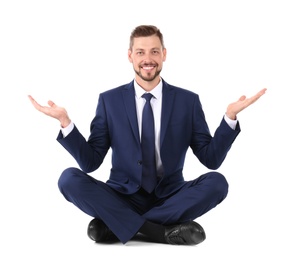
left=29, top=25, right=267, bottom=245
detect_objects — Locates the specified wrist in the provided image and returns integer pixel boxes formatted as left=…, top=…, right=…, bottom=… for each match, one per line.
left=225, top=112, right=236, bottom=120
left=60, top=117, right=71, bottom=128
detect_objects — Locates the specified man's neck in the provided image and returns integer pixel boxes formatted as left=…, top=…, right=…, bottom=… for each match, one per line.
left=135, top=76, right=161, bottom=92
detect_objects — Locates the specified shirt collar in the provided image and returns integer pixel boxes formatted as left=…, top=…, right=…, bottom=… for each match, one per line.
left=134, top=78, right=163, bottom=100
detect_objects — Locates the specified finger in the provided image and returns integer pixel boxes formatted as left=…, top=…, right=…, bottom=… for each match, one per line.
left=258, top=88, right=267, bottom=96
left=28, top=95, right=42, bottom=109
left=48, top=100, right=56, bottom=108
left=28, top=95, right=36, bottom=103
left=246, top=89, right=266, bottom=106
left=238, top=95, right=246, bottom=101
left=252, top=88, right=267, bottom=100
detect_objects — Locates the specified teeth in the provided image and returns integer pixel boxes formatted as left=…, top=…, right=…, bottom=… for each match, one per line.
left=143, top=66, right=153, bottom=70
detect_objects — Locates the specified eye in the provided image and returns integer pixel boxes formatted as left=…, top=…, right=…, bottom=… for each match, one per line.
left=137, top=51, right=144, bottom=55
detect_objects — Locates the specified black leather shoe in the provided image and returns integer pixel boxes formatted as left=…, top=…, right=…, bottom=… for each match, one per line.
left=164, top=221, right=206, bottom=245
left=87, top=218, right=117, bottom=242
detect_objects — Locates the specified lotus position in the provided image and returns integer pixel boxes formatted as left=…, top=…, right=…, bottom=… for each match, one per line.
left=29, top=25, right=266, bottom=245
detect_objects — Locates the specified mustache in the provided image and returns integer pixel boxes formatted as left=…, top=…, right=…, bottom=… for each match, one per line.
left=140, top=62, right=157, bottom=66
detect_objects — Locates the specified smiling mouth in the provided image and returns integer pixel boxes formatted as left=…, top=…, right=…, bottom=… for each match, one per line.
left=140, top=64, right=156, bottom=71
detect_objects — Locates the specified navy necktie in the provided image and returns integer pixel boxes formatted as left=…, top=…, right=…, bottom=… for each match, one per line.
left=141, top=93, right=157, bottom=193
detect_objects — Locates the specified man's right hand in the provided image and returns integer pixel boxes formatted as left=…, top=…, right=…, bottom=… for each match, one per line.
left=28, top=95, right=71, bottom=128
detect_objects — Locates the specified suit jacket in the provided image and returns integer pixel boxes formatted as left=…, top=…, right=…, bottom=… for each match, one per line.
left=57, top=79, right=240, bottom=198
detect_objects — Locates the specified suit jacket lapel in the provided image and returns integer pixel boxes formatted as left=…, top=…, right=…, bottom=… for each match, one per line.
left=160, top=80, right=175, bottom=147
left=122, top=81, right=140, bottom=145
left=122, top=79, right=176, bottom=147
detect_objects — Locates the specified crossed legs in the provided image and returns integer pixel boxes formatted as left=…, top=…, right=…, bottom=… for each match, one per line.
left=58, top=167, right=228, bottom=244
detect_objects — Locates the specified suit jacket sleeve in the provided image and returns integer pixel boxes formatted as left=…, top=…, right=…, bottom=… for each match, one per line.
left=56, top=94, right=110, bottom=173
left=190, top=95, right=241, bottom=170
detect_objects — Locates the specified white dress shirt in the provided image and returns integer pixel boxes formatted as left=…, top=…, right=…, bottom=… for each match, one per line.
left=134, top=80, right=164, bottom=176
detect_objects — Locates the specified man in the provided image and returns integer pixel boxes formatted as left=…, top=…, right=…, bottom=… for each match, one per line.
left=28, top=25, right=266, bottom=245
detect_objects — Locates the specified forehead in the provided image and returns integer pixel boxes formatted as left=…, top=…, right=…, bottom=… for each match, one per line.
left=132, top=35, right=163, bottom=50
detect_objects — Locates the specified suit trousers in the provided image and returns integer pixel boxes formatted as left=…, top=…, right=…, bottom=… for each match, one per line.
left=58, top=167, right=228, bottom=244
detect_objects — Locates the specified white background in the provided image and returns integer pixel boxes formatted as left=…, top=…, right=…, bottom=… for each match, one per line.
left=1, top=0, right=300, bottom=259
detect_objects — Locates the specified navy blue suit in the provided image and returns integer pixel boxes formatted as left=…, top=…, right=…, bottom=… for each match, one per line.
left=57, top=79, right=240, bottom=243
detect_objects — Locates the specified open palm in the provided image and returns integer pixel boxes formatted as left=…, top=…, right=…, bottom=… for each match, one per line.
left=226, top=88, right=267, bottom=120
left=28, top=95, right=71, bottom=127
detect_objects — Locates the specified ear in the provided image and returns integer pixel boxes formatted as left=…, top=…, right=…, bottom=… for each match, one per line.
left=128, top=49, right=133, bottom=63
left=162, top=48, right=167, bottom=62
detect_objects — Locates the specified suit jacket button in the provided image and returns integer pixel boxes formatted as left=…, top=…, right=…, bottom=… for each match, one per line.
left=137, top=160, right=142, bottom=165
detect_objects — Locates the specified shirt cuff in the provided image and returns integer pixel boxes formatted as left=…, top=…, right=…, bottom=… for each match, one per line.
left=224, top=114, right=237, bottom=130
left=61, top=121, right=74, bottom=138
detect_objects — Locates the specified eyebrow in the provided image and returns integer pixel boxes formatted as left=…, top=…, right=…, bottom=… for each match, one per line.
left=135, top=47, right=161, bottom=51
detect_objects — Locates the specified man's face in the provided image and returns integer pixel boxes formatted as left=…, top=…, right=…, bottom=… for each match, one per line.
left=128, top=35, right=166, bottom=83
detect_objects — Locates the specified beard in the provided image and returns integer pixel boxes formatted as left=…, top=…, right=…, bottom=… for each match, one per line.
left=134, top=66, right=161, bottom=82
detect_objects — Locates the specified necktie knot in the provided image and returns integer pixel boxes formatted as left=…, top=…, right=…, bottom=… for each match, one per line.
left=142, top=93, right=153, bottom=102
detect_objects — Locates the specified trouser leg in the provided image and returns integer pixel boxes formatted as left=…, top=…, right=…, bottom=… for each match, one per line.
left=57, top=167, right=145, bottom=244
left=143, top=171, right=229, bottom=225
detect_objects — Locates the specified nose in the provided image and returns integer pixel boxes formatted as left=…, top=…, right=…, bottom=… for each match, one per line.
left=143, top=51, right=153, bottom=62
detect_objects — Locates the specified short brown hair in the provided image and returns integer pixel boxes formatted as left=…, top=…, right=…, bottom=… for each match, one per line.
left=129, top=25, right=165, bottom=50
